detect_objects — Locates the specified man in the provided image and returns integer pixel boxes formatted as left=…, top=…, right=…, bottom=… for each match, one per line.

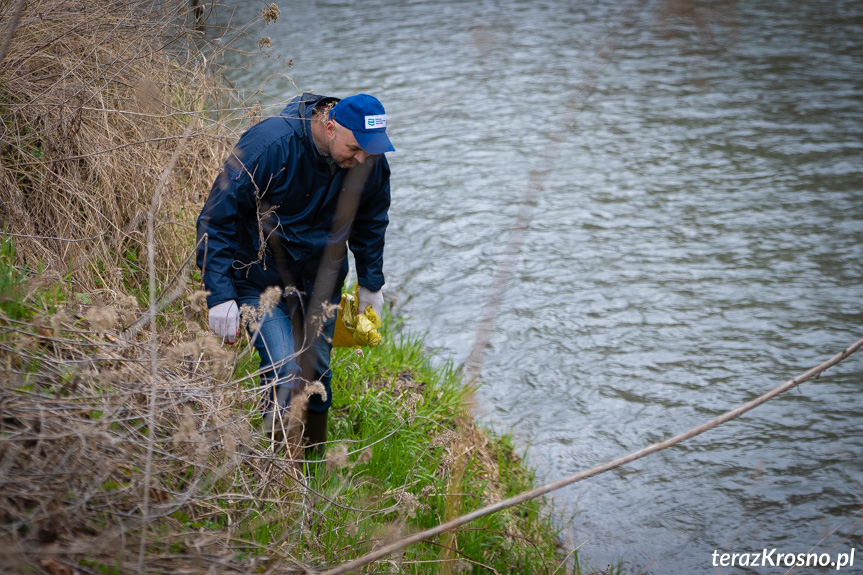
left=196, top=93, right=393, bottom=452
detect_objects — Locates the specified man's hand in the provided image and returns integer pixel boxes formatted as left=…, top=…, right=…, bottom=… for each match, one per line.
left=358, top=287, right=383, bottom=318
left=208, top=300, right=239, bottom=344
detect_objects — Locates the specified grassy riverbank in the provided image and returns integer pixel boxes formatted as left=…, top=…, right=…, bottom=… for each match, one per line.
left=0, top=232, right=571, bottom=573
left=0, top=1, right=587, bottom=573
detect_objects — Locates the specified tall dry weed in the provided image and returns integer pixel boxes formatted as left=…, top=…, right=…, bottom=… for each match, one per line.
left=0, top=1, right=309, bottom=572
left=0, top=0, right=230, bottom=295
left=0, top=306, right=301, bottom=572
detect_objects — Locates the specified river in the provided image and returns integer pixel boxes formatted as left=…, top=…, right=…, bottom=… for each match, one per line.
left=211, top=0, right=863, bottom=572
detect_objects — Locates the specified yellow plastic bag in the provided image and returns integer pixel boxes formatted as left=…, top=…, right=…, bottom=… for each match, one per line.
left=333, top=290, right=382, bottom=348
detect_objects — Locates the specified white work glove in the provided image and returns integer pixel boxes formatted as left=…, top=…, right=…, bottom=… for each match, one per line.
left=357, top=286, right=383, bottom=318
left=208, top=300, right=239, bottom=344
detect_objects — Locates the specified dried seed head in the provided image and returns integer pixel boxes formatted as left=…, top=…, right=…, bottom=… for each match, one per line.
left=239, top=303, right=260, bottom=332
left=173, top=406, right=203, bottom=444
left=400, top=392, right=423, bottom=425
left=259, top=285, right=281, bottom=316
left=399, top=491, right=421, bottom=518
left=262, top=3, right=280, bottom=24
left=305, top=380, right=328, bottom=403
left=49, top=308, right=70, bottom=335
left=307, top=301, right=340, bottom=339
left=432, top=428, right=458, bottom=448
left=185, top=319, right=203, bottom=335
left=287, top=381, right=310, bottom=422
left=357, top=448, right=372, bottom=465
left=116, top=293, right=138, bottom=309
left=86, top=306, right=118, bottom=333
left=200, top=333, right=227, bottom=359
left=326, top=442, right=350, bottom=471
left=167, top=340, right=200, bottom=360
left=223, top=433, right=236, bottom=460
left=248, top=101, right=262, bottom=122
left=189, top=290, right=209, bottom=313
left=320, top=100, right=336, bottom=122
left=321, top=300, right=339, bottom=321
left=194, top=439, right=211, bottom=464
left=198, top=333, right=234, bottom=378
left=258, top=36, right=272, bottom=50
left=440, top=451, right=455, bottom=474
left=14, top=335, right=36, bottom=354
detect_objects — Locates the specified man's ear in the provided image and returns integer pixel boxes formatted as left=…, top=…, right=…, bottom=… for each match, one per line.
left=325, top=119, right=337, bottom=139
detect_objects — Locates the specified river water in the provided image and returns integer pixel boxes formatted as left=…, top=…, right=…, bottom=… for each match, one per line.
left=212, top=0, right=863, bottom=572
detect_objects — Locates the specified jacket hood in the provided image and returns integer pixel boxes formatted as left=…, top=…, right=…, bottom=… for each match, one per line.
left=280, top=93, right=339, bottom=123
left=280, top=93, right=340, bottom=155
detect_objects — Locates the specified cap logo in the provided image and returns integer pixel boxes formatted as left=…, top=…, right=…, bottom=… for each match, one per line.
left=364, top=115, right=386, bottom=130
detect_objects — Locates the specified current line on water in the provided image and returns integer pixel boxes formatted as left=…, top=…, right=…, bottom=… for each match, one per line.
left=463, top=0, right=648, bottom=382
left=314, top=336, right=863, bottom=575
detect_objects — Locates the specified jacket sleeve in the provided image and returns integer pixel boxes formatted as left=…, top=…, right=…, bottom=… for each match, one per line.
left=349, top=155, right=391, bottom=292
left=196, top=139, right=278, bottom=308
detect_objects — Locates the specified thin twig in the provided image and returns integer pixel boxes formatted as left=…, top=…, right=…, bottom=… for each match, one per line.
left=313, top=336, right=863, bottom=575
left=782, top=506, right=863, bottom=575
left=9, top=133, right=210, bottom=168
left=0, top=0, right=26, bottom=67
left=138, top=120, right=196, bottom=574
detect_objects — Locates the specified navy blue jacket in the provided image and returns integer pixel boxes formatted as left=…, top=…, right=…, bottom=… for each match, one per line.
left=196, top=94, right=391, bottom=308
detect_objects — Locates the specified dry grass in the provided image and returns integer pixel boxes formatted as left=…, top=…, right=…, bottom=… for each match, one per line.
left=0, top=1, right=308, bottom=572
left=0, top=298, right=562, bottom=574
left=0, top=0, right=231, bottom=297
left=0, top=310, right=265, bottom=572
left=0, top=2, right=570, bottom=573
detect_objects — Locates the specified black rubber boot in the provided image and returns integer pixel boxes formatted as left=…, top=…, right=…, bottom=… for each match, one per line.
left=304, top=409, right=328, bottom=457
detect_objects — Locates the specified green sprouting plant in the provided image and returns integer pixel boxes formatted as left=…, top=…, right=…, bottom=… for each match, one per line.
left=0, top=234, right=66, bottom=319
left=0, top=233, right=30, bottom=320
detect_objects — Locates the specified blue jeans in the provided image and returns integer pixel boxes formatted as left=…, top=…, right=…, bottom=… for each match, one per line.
left=236, top=284, right=336, bottom=421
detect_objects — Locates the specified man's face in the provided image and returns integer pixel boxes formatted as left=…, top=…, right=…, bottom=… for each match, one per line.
left=326, top=121, right=369, bottom=169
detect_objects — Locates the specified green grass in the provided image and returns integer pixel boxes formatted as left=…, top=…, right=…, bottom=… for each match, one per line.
left=196, top=304, right=573, bottom=572
left=0, top=233, right=33, bottom=320
left=0, top=232, right=65, bottom=320
left=0, top=235, right=579, bottom=574
left=240, top=311, right=570, bottom=573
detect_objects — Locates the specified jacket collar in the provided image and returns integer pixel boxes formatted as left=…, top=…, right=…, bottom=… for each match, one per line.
left=288, top=94, right=340, bottom=167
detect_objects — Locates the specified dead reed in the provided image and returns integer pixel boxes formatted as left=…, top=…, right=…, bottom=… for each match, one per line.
left=0, top=2, right=568, bottom=573
left=0, top=0, right=303, bottom=571
left=0, top=0, right=229, bottom=297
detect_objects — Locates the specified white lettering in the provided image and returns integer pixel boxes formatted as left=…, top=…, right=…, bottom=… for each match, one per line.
left=714, top=548, right=857, bottom=570
left=363, top=115, right=386, bottom=129
left=751, top=552, right=761, bottom=567
left=837, top=553, right=848, bottom=569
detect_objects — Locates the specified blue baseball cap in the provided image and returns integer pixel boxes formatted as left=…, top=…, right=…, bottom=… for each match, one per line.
left=329, top=94, right=395, bottom=154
